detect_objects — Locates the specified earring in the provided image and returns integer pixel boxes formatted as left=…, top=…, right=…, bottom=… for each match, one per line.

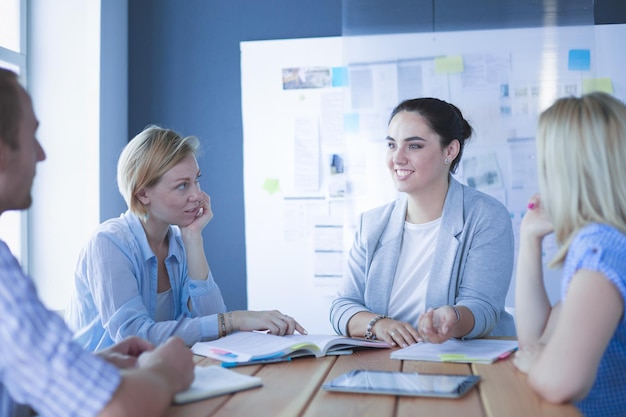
left=444, top=158, right=450, bottom=165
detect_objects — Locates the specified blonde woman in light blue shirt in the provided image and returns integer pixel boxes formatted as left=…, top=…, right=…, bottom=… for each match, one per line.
left=66, top=126, right=305, bottom=351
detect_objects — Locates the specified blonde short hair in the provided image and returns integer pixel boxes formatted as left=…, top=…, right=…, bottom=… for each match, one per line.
left=537, top=92, right=626, bottom=266
left=117, top=125, right=200, bottom=218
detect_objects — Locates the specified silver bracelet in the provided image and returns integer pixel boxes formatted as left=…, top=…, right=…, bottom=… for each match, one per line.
left=451, top=306, right=461, bottom=323
left=219, top=313, right=227, bottom=338
left=364, top=314, right=390, bottom=340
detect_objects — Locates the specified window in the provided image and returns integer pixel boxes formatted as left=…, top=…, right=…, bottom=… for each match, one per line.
left=0, top=0, right=27, bottom=265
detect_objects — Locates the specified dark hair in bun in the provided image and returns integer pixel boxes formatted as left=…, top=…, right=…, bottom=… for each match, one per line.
left=389, top=97, right=473, bottom=173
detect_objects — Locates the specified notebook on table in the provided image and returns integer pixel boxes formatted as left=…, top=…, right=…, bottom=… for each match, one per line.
left=173, top=365, right=262, bottom=404
left=390, top=338, right=518, bottom=364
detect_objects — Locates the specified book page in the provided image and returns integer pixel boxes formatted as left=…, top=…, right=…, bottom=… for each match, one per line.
left=192, top=331, right=390, bottom=363
left=191, top=331, right=320, bottom=362
left=283, top=334, right=390, bottom=353
left=283, top=334, right=346, bottom=353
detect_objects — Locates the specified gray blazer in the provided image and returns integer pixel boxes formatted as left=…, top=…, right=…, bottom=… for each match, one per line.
left=330, top=177, right=516, bottom=339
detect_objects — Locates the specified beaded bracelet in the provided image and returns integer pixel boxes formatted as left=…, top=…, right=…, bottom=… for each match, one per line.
left=364, top=314, right=390, bottom=340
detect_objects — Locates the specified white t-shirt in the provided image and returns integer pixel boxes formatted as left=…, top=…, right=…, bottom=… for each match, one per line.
left=387, top=217, right=441, bottom=326
left=155, top=287, right=175, bottom=322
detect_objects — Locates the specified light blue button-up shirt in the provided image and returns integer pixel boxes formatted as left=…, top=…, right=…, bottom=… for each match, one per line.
left=65, top=210, right=227, bottom=351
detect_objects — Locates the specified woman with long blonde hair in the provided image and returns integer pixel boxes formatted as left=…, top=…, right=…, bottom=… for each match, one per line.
left=513, top=92, right=626, bottom=416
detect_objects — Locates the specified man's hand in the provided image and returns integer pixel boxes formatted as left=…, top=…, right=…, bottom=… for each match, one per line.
left=96, top=336, right=155, bottom=369
left=137, top=337, right=195, bottom=393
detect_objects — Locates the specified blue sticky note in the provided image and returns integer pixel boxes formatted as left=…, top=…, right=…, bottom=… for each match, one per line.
left=332, top=67, right=349, bottom=87
left=568, top=49, right=591, bottom=71
left=344, top=113, right=359, bottom=134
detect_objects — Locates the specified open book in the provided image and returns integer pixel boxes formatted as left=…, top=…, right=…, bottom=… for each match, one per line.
left=390, top=339, right=518, bottom=364
left=173, top=365, right=262, bottom=404
left=191, top=331, right=390, bottom=365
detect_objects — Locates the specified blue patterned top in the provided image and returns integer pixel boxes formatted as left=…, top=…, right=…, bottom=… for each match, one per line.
left=561, top=223, right=626, bottom=417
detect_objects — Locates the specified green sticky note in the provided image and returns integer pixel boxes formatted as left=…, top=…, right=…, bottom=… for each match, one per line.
left=435, top=56, right=464, bottom=74
left=262, top=178, right=280, bottom=195
left=582, top=78, right=613, bottom=94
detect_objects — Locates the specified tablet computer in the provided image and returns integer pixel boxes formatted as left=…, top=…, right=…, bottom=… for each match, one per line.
left=322, top=370, right=480, bottom=398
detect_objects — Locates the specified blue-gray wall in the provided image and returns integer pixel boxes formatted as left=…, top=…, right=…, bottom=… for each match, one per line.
left=128, top=0, right=625, bottom=310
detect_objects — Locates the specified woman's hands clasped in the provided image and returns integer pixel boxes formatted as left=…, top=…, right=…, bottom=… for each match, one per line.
left=361, top=304, right=464, bottom=347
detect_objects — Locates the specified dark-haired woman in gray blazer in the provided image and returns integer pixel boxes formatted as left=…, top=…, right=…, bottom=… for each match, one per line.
left=330, top=98, right=515, bottom=348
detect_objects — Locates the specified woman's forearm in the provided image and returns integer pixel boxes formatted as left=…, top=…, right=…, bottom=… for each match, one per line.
left=182, top=231, right=210, bottom=281
left=515, top=233, right=552, bottom=346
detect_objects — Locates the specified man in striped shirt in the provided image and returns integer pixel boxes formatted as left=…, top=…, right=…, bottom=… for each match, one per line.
left=0, top=67, right=195, bottom=416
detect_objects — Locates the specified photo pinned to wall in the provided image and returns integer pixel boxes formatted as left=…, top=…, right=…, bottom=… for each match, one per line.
left=282, top=67, right=332, bottom=90
left=500, top=83, right=512, bottom=116
left=462, top=152, right=506, bottom=204
left=328, top=153, right=346, bottom=197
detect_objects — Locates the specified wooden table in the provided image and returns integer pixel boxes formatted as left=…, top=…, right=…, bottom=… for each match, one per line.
left=168, top=348, right=582, bottom=417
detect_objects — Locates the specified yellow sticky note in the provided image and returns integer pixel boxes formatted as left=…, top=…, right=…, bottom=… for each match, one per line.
left=435, top=56, right=464, bottom=74
left=262, top=178, right=280, bottom=195
left=582, top=78, right=613, bottom=94
left=439, top=354, right=468, bottom=361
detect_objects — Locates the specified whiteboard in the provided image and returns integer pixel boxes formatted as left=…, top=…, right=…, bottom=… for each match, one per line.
left=241, top=25, right=626, bottom=334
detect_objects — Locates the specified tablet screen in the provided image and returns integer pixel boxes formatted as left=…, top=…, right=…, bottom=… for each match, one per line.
left=322, top=370, right=480, bottom=398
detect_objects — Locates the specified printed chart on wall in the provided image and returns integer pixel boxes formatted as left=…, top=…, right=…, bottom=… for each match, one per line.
left=241, top=25, right=626, bottom=334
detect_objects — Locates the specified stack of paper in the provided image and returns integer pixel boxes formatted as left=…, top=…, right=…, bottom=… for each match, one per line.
left=390, top=339, right=518, bottom=364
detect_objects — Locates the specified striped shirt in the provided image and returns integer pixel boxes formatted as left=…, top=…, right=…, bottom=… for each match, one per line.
left=0, top=240, right=120, bottom=417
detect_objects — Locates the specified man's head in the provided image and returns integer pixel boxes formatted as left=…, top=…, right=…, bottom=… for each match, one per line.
left=0, top=68, right=46, bottom=213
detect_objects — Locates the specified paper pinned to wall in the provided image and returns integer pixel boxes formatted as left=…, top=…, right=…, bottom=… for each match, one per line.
left=293, top=118, right=321, bottom=192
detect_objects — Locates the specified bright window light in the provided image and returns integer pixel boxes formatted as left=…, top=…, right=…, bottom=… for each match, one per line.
left=0, top=0, right=21, bottom=52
